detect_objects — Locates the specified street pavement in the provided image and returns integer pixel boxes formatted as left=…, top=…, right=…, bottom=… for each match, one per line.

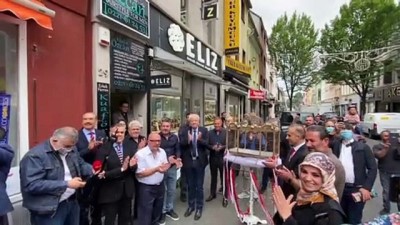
left=166, top=138, right=389, bottom=225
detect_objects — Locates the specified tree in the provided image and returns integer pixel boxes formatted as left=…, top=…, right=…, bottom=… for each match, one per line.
left=269, top=12, right=318, bottom=111
left=319, top=0, right=400, bottom=116
left=292, top=92, right=304, bottom=111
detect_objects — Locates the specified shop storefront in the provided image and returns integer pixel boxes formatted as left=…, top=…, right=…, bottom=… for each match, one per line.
left=366, top=89, right=384, bottom=113
left=149, top=4, right=223, bottom=128
left=150, top=61, right=183, bottom=133
left=92, top=0, right=150, bottom=134
left=223, top=57, right=251, bottom=121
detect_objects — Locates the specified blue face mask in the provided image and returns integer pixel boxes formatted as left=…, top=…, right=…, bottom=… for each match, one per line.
left=326, top=127, right=335, bottom=134
left=340, top=130, right=353, bottom=140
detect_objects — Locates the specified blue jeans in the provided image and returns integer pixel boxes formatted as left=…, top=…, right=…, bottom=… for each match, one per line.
left=163, top=166, right=178, bottom=213
left=185, top=165, right=205, bottom=210
left=30, top=200, right=79, bottom=225
left=341, top=186, right=365, bottom=224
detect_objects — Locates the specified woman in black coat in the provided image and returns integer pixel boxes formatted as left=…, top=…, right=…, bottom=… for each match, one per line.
left=273, top=152, right=345, bottom=225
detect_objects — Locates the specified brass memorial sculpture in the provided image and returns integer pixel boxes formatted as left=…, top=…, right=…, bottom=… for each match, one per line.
left=226, top=121, right=280, bottom=159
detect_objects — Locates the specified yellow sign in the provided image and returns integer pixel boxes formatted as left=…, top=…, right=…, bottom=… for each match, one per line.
left=224, top=0, right=240, bottom=55
left=225, top=57, right=251, bottom=76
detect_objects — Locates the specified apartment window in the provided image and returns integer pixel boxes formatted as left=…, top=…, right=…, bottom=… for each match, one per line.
left=318, top=89, right=321, bottom=101
left=242, top=50, right=246, bottom=64
left=181, top=0, right=188, bottom=25
left=235, top=55, right=239, bottom=61
left=383, top=71, right=392, bottom=84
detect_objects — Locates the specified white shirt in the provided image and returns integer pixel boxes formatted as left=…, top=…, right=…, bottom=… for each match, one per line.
left=135, top=146, right=168, bottom=185
left=339, top=139, right=355, bottom=183
left=59, top=154, right=75, bottom=202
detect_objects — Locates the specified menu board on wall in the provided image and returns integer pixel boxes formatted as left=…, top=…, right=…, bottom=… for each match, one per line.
left=97, top=83, right=110, bottom=132
left=110, top=32, right=146, bottom=92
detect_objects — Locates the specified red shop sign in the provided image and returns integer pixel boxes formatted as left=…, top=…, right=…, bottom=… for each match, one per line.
left=248, top=89, right=265, bottom=100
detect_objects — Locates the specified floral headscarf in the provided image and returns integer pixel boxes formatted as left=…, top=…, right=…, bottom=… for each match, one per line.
left=296, top=152, right=338, bottom=205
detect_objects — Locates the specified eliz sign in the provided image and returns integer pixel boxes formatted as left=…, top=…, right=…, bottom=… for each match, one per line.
left=150, top=74, right=172, bottom=89
left=167, top=23, right=220, bottom=75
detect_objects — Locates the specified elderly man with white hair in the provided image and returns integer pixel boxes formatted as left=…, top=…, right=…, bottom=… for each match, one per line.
left=122, top=120, right=146, bottom=220
left=179, top=113, right=209, bottom=221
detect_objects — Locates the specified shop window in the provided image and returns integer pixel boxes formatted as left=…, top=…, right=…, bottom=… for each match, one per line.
left=204, top=99, right=217, bottom=126
left=204, top=82, right=217, bottom=126
left=151, top=94, right=181, bottom=133
left=0, top=21, right=19, bottom=167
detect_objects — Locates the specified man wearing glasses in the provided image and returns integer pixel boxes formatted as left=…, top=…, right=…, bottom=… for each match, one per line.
left=136, top=132, right=170, bottom=225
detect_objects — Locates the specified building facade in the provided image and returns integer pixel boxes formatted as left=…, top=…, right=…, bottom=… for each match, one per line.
left=1, top=0, right=93, bottom=224
left=367, top=68, right=400, bottom=113
left=149, top=1, right=223, bottom=130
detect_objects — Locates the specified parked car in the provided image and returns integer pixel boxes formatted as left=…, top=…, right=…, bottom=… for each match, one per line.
left=360, top=112, right=400, bottom=138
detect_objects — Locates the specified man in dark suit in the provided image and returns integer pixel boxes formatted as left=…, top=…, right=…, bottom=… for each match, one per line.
left=76, top=112, right=107, bottom=225
left=178, top=112, right=191, bottom=202
left=206, top=117, right=226, bottom=204
left=95, top=123, right=137, bottom=225
left=179, top=114, right=209, bottom=221
left=264, top=124, right=308, bottom=198
left=277, top=124, right=309, bottom=197
left=336, top=123, right=377, bottom=224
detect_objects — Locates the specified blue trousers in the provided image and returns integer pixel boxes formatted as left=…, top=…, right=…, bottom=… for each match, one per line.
left=185, top=165, right=206, bottom=210
left=341, top=186, right=365, bottom=224
left=30, top=200, right=79, bottom=225
left=137, top=183, right=165, bottom=225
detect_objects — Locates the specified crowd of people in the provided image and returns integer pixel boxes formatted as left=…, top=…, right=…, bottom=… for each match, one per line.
left=0, top=106, right=399, bottom=225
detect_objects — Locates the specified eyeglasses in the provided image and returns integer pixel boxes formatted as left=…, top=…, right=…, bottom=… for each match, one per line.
left=149, top=140, right=161, bottom=142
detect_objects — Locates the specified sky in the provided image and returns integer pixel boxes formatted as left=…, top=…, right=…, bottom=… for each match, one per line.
left=250, top=0, right=350, bottom=90
left=251, top=0, right=350, bottom=35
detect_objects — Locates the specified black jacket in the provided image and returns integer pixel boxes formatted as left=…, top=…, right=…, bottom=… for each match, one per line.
left=76, top=129, right=107, bottom=164
left=334, top=141, right=377, bottom=191
left=281, top=144, right=309, bottom=198
left=95, top=140, right=137, bottom=204
left=179, top=126, right=209, bottom=169
left=207, top=128, right=227, bottom=158
left=274, top=195, right=345, bottom=225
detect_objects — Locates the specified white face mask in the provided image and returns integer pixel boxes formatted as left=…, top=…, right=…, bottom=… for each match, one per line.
left=58, top=147, right=73, bottom=155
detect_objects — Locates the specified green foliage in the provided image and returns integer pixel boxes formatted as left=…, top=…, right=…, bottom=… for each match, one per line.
left=319, top=0, right=400, bottom=114
left=269, top=12, right=318, bottom=110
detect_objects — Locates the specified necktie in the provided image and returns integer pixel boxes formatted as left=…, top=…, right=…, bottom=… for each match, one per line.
left=115, top=144, right=123, bottom=163
left=288, top=148, right=296, bottom=161
left=192, top=129, right=198, bottom=158
left=89, top=131, right=95, bottom=141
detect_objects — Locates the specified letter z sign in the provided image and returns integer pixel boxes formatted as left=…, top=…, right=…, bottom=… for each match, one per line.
left=202, top=3, right=218, bottom=20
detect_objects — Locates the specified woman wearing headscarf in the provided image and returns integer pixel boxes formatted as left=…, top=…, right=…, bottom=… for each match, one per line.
left=273, top=152, right=345, bottom=225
